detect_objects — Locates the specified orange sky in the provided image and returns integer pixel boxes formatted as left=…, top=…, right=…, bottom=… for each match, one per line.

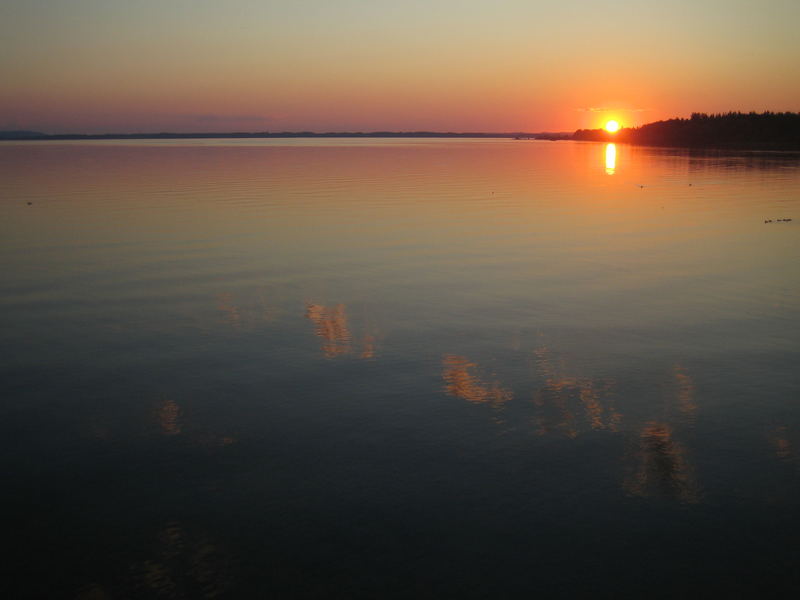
left=1, top=1, right=798, bottom=133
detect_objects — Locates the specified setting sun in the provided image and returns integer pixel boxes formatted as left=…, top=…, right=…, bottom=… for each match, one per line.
left=605, top=120, right=620, bottom=133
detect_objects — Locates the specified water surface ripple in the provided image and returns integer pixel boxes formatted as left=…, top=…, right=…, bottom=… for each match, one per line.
left=1, top=139, right=799, bottom=598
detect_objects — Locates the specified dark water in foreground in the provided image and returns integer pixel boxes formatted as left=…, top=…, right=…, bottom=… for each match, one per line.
left=2, top=139, right=799, bottom=598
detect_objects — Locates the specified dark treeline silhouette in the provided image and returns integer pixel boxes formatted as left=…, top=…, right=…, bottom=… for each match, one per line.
left=573, top=112, right=800, bottom=149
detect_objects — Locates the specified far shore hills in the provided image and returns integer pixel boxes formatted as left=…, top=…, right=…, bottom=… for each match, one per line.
left=2, top=112, right=798, bottom=150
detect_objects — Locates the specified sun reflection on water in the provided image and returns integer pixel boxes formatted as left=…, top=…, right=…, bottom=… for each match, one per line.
left=605, top=143, right=616, bottom=175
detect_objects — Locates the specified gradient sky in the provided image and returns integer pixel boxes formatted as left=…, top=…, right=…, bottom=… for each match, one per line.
left=1, top=0, right=798, bottom=133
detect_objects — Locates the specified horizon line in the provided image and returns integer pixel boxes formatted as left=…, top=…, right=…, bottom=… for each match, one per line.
left=0, top=130, right=573, bottom=140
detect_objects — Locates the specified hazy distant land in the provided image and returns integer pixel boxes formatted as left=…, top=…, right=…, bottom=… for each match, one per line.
left=0, top=130, right=555, bottom=140
left=2, top=112, right=798, bottom=149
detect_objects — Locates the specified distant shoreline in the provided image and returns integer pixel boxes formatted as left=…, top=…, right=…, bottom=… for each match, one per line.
left=0, top=131, right=561, bottom=141
left=2, top=112, right=798, bottom=150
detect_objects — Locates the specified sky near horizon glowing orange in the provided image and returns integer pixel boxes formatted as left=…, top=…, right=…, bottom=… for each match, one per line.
left=1, top=0, right=798, bottom=134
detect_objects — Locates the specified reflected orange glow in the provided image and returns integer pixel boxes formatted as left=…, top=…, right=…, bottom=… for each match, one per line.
left=217, top=292, right=276, bottom=330
left=217, top=293, right=242, bottom=329
left=125, top=522, right=233, bottom=598
left=769, top=426, right=793, bottom=460
left=442, top=355, right=512, bottom=408
left=157, top=399, right=182, bottom=436
left=673, top=365, right=697, bottom=422
left=624, top=422, right=700, bottom=503
left=531, top=346, right=619, bottom=437
left=160, top=402, right=239, bottom=448
left=529, top=344, right=701, bottom=501
left=305, top=303, right=352, bottom=358
left=605, top=143, right=616, bottom=175
left=305, top=302, right=379, bottom=359
left=360, top=334, right=376, bottom=359
left=2, top=140, right=720, bottom=258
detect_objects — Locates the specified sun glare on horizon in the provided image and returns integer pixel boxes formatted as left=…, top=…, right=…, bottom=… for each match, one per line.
left=605, top=120, right=620, bottom=133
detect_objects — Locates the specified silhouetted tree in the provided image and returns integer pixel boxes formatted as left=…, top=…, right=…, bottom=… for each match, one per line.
left=573, top=112, right=800, bottom=149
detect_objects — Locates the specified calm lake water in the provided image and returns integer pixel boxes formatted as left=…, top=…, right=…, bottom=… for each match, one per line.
left=2, top=139, right=799, bottom=598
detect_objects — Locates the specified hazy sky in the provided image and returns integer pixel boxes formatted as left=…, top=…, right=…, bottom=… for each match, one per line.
left=1, top=0, right=798, bottom=133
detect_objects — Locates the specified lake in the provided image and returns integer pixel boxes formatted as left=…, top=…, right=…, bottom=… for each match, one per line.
left=2, top=139, right=799, bottom=598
